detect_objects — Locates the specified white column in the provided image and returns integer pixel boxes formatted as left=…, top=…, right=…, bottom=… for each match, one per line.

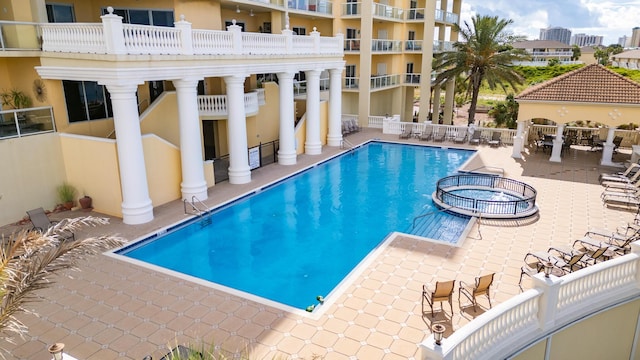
left=224, top=75, right=251, bottom=184
left=277, top=71, right=297, bottom=165
left=550, top=124, right=564, bottom=162
left=512, top=121, right=525, bottom=159
left=173, top=78, right=208, bottom=201
left=601, top=127, right=617, bottom=166
left=305, top=69, right=322, bottom=155
left=327, top=68, right=343, bottom=147
left=105, top=83, right=153, bottom=224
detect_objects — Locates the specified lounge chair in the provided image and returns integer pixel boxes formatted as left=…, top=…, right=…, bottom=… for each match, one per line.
left=399, top=126, right=412, bottom=139
left=487, top=132, right=501, bottom=147
left=577, top=226, right=640, bottom=255
left=459, top=273, right=494, bottom=312
left=422, top=280, right=455, bottom=317
left=433, top=127, right=446, bottom=142
left=419, top=126, right=433, bottom=141
left=602, top=177, right=640, bottom=192
left=599, top=163, right=640, bottom=183
left=453, top=131, right=467, bottom=144
left=26, top=207, right=75, bottom=241
left=602, top=192, right=640, bottom=209
left=469, top=130, right=482, bottom=145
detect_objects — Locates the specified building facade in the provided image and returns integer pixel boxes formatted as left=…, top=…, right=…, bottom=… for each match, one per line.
left=570, top=33, right=603, bottom=47
left=539, top=26, right=572, bottom=45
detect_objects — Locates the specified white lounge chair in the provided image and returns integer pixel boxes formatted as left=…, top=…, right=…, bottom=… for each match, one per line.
left=599, top=163, right=640, bottom=183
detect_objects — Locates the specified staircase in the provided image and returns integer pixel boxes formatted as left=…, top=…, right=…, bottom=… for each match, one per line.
left=408, top=211, right=471, bottom=244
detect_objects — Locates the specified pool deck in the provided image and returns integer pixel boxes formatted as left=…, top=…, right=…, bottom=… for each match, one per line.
left=2, top=128, right=636, bottom=359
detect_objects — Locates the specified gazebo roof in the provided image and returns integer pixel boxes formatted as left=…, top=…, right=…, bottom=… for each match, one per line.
left=515, top=64, right=640, bottom=104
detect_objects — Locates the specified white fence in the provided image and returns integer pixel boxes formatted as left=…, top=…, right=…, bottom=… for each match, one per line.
left=379, top=119, right=517, bottom=145
left=420, top=242, right=640, bottom=360
left=40, top=9, right=343, bottom=56
left=197, top=92, right=259, bottom=117
left=530, top=124, right=639, bottom=148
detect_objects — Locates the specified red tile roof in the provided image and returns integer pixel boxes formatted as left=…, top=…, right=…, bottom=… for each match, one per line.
left=515, top=64, right=640, bottom=104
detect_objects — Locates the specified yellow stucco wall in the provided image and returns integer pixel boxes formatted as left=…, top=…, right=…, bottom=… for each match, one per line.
left=59, top=134, right=122, bottom=217
left=295, top=100, right=329, bottom=155
left=142, top=134, right=182, bottom=206
left=140, top=92, right=181, bottom=146
left=0, top=133, right=66, bottom=225
left=518, top=102, right=640, bottom=128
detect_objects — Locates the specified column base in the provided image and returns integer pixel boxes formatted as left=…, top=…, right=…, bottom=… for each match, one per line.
left=181, top=181, right=208, bottom=202
left=512, top=136, right=523, bottom=159
left=122, top=199, right=154, bottom=225
left=305, top=142, right=322, bottom=155
left=327, top=134, right=343, bottom=147
left=600, top=145, right=617, bottom=166
left=278, top=150, right=297, bottom=165
left=228, top=167, right=251, bottom=184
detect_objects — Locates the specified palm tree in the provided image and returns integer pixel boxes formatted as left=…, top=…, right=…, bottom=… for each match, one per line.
left=0, top=217, right=125, bottom=355
left=433, top=15, right=530, bottom=125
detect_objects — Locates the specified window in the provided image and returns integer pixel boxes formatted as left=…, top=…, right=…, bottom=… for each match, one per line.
left=292, top=27, right=306, bottom=36
left=345, top=65, right=356, bottom=88
left=63, top=81, right=113, bottom=123
left=46, top=3, right=75, bottom=22
left=102, top=7, right=174, bottom=26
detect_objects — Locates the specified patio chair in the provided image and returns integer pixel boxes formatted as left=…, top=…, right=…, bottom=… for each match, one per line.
left=459, top=273, right=494, bottom=312
left=518, top=260, right=541, bottom=286
left=558, top=252, right=587, bottom=274
left=469, top=130, right=482, bottom=145
left=602, top=177, right=640, bottom=192
left=599, top=163, right=640, bottom=184
left=613, top=136, right=623, bottom=154
left=399, top=126, right=412, bottom=139
left=26, top=207, right=75, bottom=241
left=433, top=127, right=446, bottom=142
left=487, top=132, right=502, bottom=147
left=453, top=131, right=467, bottom=144
left=419, top=126, right=433, bottom=141
left=602, top=192, right=640, bottom=209
left=422, top=280, right=455, bottom=318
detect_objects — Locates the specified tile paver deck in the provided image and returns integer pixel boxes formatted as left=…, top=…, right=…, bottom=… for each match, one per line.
left=1, top=128, right=636, bottom=359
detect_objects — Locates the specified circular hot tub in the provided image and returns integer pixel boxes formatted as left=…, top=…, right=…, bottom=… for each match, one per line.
left=432, top=174, right=538, bottom=219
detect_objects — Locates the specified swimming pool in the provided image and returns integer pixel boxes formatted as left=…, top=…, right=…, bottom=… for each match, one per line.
left=118, top=142, right=474, bottom=310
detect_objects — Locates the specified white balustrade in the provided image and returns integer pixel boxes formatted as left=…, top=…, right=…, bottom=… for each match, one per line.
left=41, top=23, right=106, bottom=53
left=367, top=115, right=385, bottom=128
left=192, top=29, right=233, bottom=55
left=197, top=93, right=259, bottom=117
left=122, top=24, right=182, bottom=55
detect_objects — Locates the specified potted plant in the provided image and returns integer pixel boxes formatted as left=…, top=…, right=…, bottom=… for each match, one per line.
left=0, top=88, right=32, bottom=121
left=79, top=195, right=93, bottom=211
left=56, top=182, right=77, bottom=210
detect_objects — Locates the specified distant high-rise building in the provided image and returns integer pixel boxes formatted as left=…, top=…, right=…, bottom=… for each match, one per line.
left=540, top=26, right=572, bottom=45
left=631, top=27, right=640, bottom=48
left=619, top=35, right=631, bottom=48
left=570, top=33, right=603, bottom=47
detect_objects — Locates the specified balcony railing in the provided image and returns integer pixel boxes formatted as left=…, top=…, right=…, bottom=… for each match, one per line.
left=404, top=40, right=422, bottom=51
left=0, top=21, right=41, bottom=50
left=288, top=0, right=333, bottom=14
left=39, top=9, right=343, bottom=56
left=404, top=73, right=421, bottom=84
left=371, top=74, right=400, bottom=89
left=344, top=39, right=360, bottom=51
left=341, top=2, right=361, bottom=15
left=433, top=40, right=454, bottom=52
left=372, top=2, right=404, bottom=20
left=0, top=106, right=55, bottom=139
left=529, top=51, right=573, bottom=56
left=344, top=77, right=359, bottom=89
left=406, top=8, right=425, bottom=20
left=371, top=39, right=402, bottom=52
left=248, top=0, right=285, bottom=6
left=435, top=9, right=459, bottom=24
left=198, top=92, right=259, bottom=118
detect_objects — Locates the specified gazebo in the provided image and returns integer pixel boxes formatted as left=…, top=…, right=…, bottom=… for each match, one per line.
left=511, top=64, right=640, bottom=165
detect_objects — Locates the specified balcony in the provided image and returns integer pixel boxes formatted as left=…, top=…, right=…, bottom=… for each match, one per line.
left=341, top=2, right=361, bottom=16
left=433, top=40, right=454, bottom=52
left=372, top=2, right=404, bottom=21
left=405, top=8, right=425, bottom=21
left=344, top=39, right=360, bottom=52
left=404, top=40, right=423, bottom=52
left=344, top=77, right=359, bottom=90
left=36, top=10, right=343, bottom=57
left=0, top=21, right=41, bottom=51
left=435, top=9, right=459, bottom=24
left=371, top=74, right=400, bottom=89
left=371, top=39, right=402, bottom=52
left=198, top=92, right=260, bottom=118
left=287, top=0, right=333, bottom=15
left=0, top=107, right=55, bottom=140
left=404, top=73, right=421, bottom=85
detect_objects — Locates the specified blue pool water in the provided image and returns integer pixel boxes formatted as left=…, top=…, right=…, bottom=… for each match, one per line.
left=119, top=142, right=474, bottom=309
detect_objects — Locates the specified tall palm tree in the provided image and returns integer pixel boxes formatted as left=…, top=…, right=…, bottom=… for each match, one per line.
left=433, top=15, right=529, bottom=125
left=0, top=217, right=125, bottom=355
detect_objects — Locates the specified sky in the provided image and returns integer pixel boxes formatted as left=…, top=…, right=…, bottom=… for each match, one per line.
left=459, top=0, right=640, bottom=45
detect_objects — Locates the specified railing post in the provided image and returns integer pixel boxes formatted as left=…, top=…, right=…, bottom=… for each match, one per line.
left=311, top=27, right=320, bottom=53
left=335, top=32, right=344, bottom=54
left=531, top=273, right=563, bottom=331
left=283, top=27, right=293, bottom=54
left=227, top=19, right=242, bottom=54
left=101, top=6, right=126, bottom=54
left=174, top=15, right=193, bottom=55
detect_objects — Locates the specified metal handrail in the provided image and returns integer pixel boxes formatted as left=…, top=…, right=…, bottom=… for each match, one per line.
left=464, top=166, right=505, bottom=177
left=183, top=196, right=210, bottom=216
left=341, top=138, right=354, bottom=149
left=412, top=205, right=456, bottom=229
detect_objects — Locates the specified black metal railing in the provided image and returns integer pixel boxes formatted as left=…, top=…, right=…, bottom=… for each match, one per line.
left=214, top=140, right=280, bottom=184
left=435, top=174, right=537, bottom=216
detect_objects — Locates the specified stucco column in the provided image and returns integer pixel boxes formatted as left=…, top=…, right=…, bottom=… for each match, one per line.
left=601, top=127, right=617, bottom=166
left=305, top=69, right=322, bottom=155
left=550, top=124, right=564, bottom=162
left=417, top=0, right=436, bottom=123
left=327, top=68, right=343, bottom=147
left=512, top=120, right=525, bottom=159
left=224, top=75, right=251, bottom=184
left=443, top=79, right=455, bottom=125
left=173, top=78, right=208, bottom=201
left=105, top=83, right=154, bottom=225
left=277, top=71, right=297, bottom=165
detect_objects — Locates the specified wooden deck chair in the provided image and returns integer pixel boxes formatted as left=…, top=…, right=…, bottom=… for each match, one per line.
left=459, top=273, right=494, bottom=312
left=26, top=207, right=75, bottom=241
left=422, top=280, right=455, bottom=317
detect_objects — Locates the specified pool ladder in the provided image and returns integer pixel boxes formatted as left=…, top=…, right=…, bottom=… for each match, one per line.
left=183, top=196, right=211, bottom=226
left=341, top=138, right=354, bottom=149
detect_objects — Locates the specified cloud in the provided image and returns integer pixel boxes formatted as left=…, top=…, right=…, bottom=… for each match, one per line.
left=460, top=0, right=640, bottom=44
